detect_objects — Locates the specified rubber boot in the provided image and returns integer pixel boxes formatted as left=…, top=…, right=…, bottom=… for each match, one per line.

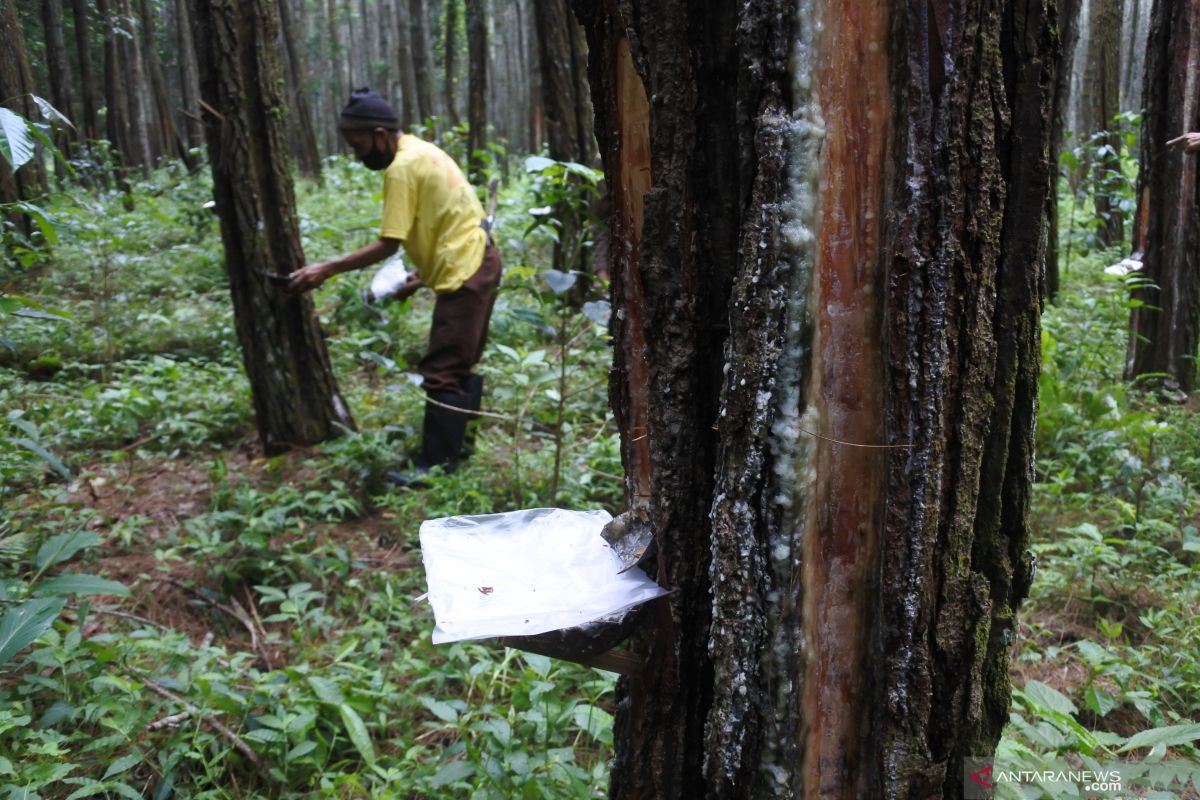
left=388, top=388, right=472, bottom=488
left=460, top=374, right=483, bottom=460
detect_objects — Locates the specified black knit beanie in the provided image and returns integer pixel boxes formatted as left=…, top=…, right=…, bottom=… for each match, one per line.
left=339, top=88, right=400, bottom=131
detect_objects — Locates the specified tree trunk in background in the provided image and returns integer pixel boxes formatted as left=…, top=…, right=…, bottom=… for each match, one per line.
left=70, top=0, right=99, bottom=141
left=344, top=0, right=360, bottom=88
left=410, top=0, right=435, bottom=122
left=465, top=0, right=486, bottom=179
left=397, top=0, right=421, bottom=127
left=174, top=0, right=204, bottom=153
left=327, top=0, right=347, bottom=149
left=525, top=0, right=542, bottom=153
left=1088, top=0, right=1125, bottom=246
left=1125, top=0, right=1200, bottom=394
left=444, top=0, right=460, bottom=126
left=574, top=0, right=1051, bottom=796
left=139, top=0, right=183, bottom=164
left=279, top=0, right=322, bottom=179
left=41, top=0, right=74, bottom=163
left=534, top=0, right=594, bottom=163
left=119, top=0, right=155, bottom=172
left=191, top=0, right=356, bottom=453
left=0, top=0, right=48, bottom=226
left=1047, top=0, right=1083, bottom=301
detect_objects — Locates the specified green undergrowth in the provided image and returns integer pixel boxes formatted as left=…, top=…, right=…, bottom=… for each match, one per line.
left=999, top=231, right=1200, bottom=797
left=2, top=152, right=619, bottom=798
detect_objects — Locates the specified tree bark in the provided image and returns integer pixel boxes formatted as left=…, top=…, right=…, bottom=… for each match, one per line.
left=278, top=0, right=323, bottom=179
left=1088, top=0, right=1125, bottom=245
left=409, top=0, right=435, bottom=122
left=327, top=0, right=347, bottom=148
left=70, top=0, right=99, bottom=141
left=191, top=0, right=355, bottom=453
left=41, top=0, right=74, bottom=162
left=139, top=0, right=183, bottom=164
left=118, top=0, right=155, bottom=172
left=1125, top=0, right=1200, bottom=393
left=465, top=0, right=486, bottom=179
left=1046, top=0, right=1081, bottom=301
left=397, top=0, right=421, bottom=127
left=534, top=0, right=595, bottom=164
left=574, top=0, right=1052, bottom=796
left=444, top=0, right=460, bottom=126
left=174, top=0, right=204, bottom=152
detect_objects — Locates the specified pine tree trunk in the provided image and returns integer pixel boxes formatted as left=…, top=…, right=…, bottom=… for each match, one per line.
left=397, top=0, right=421, bottom=127
left=139, top=0, right=183, bottom=163
left=41, top=0, right=74, bottom=162
left=465, top=0, right=486, bottom=179
left=1125, top=0, right=1200, bottom=393
left=278, top=0, right=323, bottom=179
left=174, top=0, right=204, bottom=152
left=410, top=0, right=435, bottom=122
left=70, top=0, right=99, bottom=141
left=574, top=0, right=1052, bottom=796
left=118, top=0, right=155, bottom=172
left=327, top=0, right=347, bottom=148
left=1089, top=0, right=1125, bottom=245
left=191, top=0, right=356, bottom=453
left=1047, top=0, right=1082, bottom=301
left=444, top=0, right=460, bottom=126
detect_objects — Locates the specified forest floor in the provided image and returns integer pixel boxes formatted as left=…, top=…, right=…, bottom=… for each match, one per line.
left=2, top=161, right=1198, bottom=798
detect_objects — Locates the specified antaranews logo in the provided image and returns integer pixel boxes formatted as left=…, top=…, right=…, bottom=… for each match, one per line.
left=964, top=758, right=996, bottom=799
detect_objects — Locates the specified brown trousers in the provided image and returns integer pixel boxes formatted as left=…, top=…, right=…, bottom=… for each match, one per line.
left=418, top=244, right=502, bottom=393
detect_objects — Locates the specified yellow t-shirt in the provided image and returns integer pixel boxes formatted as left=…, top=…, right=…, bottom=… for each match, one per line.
left=379, top=135, right=487, bottom=293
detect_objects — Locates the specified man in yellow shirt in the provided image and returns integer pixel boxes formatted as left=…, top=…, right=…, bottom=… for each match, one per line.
left=288, top=89, right=501, bottom=484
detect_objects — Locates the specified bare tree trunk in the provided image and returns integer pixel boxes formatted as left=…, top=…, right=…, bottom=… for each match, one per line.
left=192, top=0, right=355, bottom=453
left=524, top=0, right=542, bottom=153
left=465, top=0, right=486, bottom=179
left=118, top=0, right=155, bottom=172
left=408, top=0, right=434, bottom=122
left=1047, top=0, right=1083, bottom=301
left=1125, top=0, right=1200, bottom=393
left=279, top=0, right=322, bottom=179
left=444, top=0, right=460, bottom=126
left=1089, top=0, right=1125, bottom=245
left=327, top=0, right=347, bottom=149
left=139, top=0, right=183, bottom=164
left=175, top=0, right=204, bottom=153
left=397, top=0, right=420, bottom=127
left=41, top=0, right=74, bottom=163
left=70, top=0, right=99, bottom=141
left=574, top=0, right=1052, bottom=796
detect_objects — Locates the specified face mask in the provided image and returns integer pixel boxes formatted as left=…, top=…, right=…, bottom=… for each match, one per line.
left=359, top=144, right=393, bottom=171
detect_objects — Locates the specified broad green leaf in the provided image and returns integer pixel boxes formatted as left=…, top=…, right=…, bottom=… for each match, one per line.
left=102, top=753, right=142, bottom=780
left=1021, top=679, right=1078, bottom=716
left=524, top=155, right=556, bottom=173
left=1119, top=723, right=1200, bottom=752
left=338, top=703, right=375, bottom=765
left=419, top=696, right=459, bottom=723
left=0, top=107, right=34, bottom=169
left=34, top=573, right=129, bottom=598
left=35, top=532, right=100, bottom=570
left=572, top=704, right=614, bottom=745
left=1084, top=687, right=1118, bottom=718
left=307, top=675, right=345, bottom=704
left=286, top=741, right=318, bottom=762
left=63, top=781, right=107, bottom=800
left=4, top=438, right=71, bottom=482
left=429, top=759, right=474, bottom=788
left=0, top=597, right=65, bottom=665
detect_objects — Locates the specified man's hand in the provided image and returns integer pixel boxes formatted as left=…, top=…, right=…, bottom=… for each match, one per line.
left=286, top=262, right=336, bottom=294
left=393, top=274, right=424, bottom=301
left=1167, top=132, right=1200, bottom=153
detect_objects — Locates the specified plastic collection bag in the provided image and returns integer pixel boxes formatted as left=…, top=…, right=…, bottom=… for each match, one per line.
left=419, top=508, right=668, bottom=644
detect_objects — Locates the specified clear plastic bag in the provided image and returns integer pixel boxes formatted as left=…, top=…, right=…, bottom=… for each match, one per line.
left=419, top=508, right=668, bottom=644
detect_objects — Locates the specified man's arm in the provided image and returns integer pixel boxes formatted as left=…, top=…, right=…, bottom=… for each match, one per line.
left=286, top=237, right=402, bottom=293
left=1167, top=132, right=1200, bottom=153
